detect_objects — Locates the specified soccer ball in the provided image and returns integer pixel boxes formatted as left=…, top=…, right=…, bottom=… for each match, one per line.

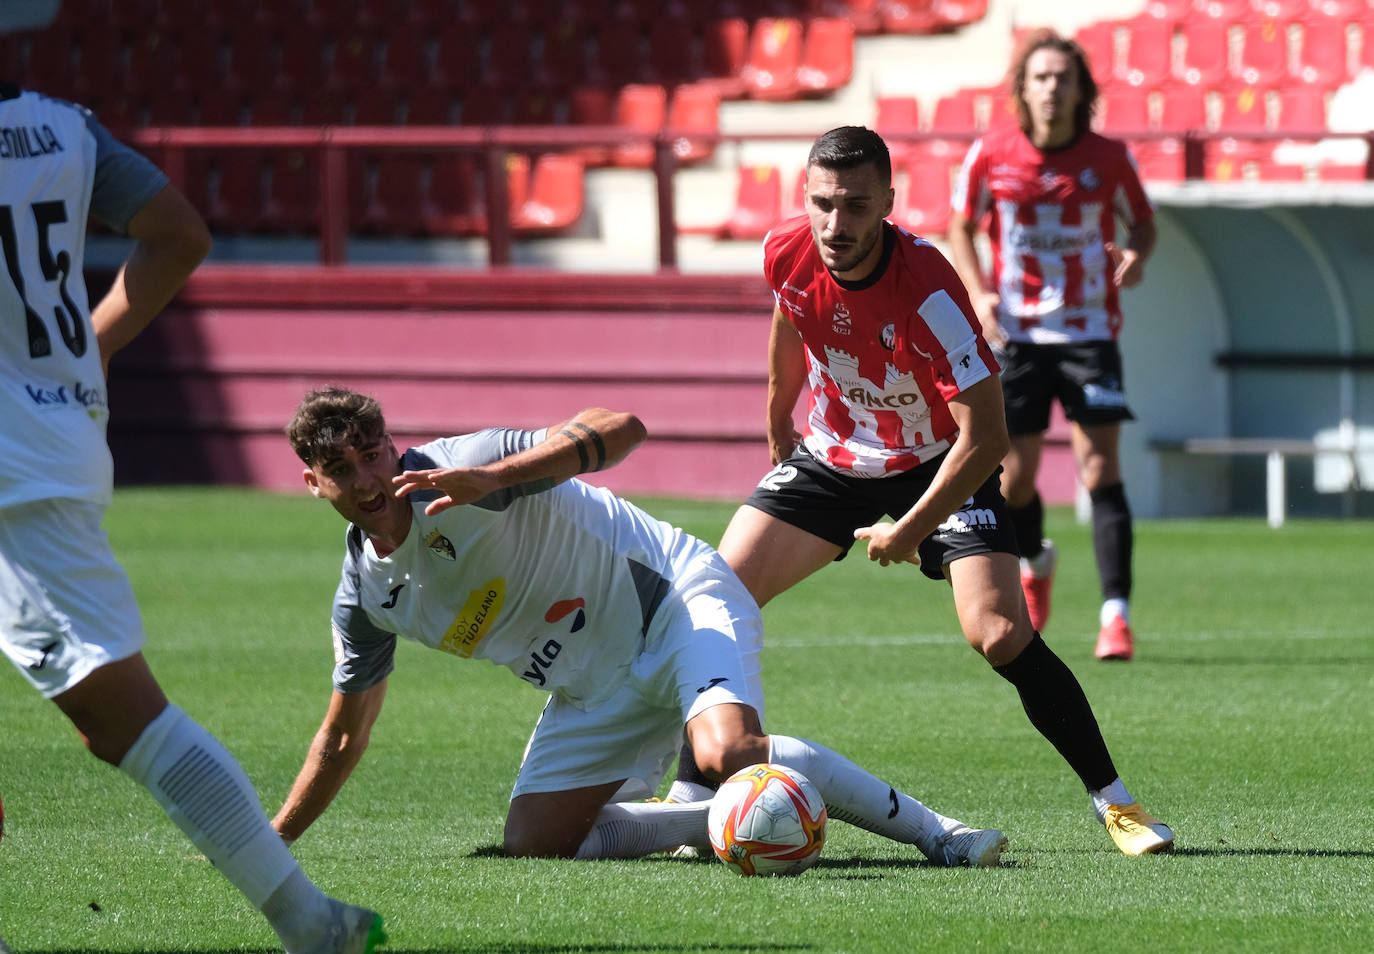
left=707, top=763, right=826, bottom=876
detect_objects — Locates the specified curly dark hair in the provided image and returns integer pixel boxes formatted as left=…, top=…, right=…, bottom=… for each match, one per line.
left=287, top=386, right=387, bottom=465
left=807, top=125, right=892, bottom=187
left=1008, top=28, right=1099, bottom=138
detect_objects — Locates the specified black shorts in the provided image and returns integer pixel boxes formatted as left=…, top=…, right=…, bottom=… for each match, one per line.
left=999, top=340, right=1135, bottom=436
left=741, top=449, right=1020, bottom=581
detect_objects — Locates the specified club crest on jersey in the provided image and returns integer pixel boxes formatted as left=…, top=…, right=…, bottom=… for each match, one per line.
left=1079, top=168, right=1101, bottom=191
left=879, top=323, right=896, bottom=351
left=831, top=303, right=852, bottom=335
left=424, top=530, right=455, bottom=560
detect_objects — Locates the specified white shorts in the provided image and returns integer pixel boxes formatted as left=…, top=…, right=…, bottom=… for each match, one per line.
left=510, top=556, right=765, bottom=800
left=0, top=498, right=145, bottom=698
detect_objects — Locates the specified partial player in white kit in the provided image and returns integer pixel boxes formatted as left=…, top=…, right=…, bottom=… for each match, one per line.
left=0, top=84, right=382, bottom=954
left=274, top=386, right=1008, bottom=867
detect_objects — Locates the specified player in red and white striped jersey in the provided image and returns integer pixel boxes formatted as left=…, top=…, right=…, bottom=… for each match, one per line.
left=949, top=29, right=1158, bottom=663
left=669, top=126, right=1171, bottom=857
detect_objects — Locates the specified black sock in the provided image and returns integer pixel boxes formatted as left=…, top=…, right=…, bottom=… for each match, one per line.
left=994, top=633, right=1118, bottom=791
left=1090, top=483, right=1133, bottom=601
left=673, top=740, right=716, bottom=789
left=1007, top=493, right=1045, bottom=560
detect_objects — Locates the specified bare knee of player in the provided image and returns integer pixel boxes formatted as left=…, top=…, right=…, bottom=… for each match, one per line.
left=958, top=593, right=1031, bottom=666
left=686, top=704, right=769, bottom=781
left=52, top=655, right=170, bottom=766
left=502, top=800, right=585, bottom=859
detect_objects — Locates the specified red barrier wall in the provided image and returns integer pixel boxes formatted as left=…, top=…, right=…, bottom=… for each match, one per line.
left=106, top=265, right=1076, bottom=503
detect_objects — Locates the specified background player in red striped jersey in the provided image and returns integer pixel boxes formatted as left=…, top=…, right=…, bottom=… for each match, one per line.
left=947, top=29, right=1157, bottom=662
left=669, top=125, right=1171, bottom=856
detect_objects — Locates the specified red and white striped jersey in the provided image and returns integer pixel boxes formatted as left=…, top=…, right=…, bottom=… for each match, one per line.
left=763, top=216, right=999, bottom=477
left=951, top=126, right=1153, bottom=344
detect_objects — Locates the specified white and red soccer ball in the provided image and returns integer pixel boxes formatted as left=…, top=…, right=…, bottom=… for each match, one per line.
left=707, top=763, right=827, bottom=876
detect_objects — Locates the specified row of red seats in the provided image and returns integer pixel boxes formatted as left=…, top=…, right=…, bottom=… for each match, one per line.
left=184, top=151, right=584, bottom=238
left=1140, top=0, right=1373, bottom=23
left=1078, top=13, right=1374, bottom=93
left=710, top=158, right=956, bottom=240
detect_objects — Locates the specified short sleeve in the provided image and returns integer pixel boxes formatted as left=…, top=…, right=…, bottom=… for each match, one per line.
left=85, top=111, right=169, bottom=233
left=329, top=541, right=398, bottom=693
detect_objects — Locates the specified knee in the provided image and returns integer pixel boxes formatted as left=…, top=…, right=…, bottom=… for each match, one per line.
left=691, top=734, right=770, bottom=782
left=966, top=611, right=1031, bottom=667
left=502, top=824, right=572, bottom=859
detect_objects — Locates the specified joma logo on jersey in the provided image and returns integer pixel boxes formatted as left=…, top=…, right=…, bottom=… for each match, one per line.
left=438, top=579, right=505, bottom=657
left=847, top=388, right=920, bottom=409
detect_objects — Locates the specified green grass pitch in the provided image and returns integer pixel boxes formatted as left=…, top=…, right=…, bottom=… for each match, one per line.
left=1, top=487, right=1371, bottom=953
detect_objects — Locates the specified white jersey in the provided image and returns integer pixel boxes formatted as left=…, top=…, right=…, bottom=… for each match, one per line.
left=0, top=85, right=167, bottom=509
left=330, top=429, right=718, bottom=710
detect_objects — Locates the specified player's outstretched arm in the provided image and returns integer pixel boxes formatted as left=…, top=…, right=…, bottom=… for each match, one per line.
left=394, top=408, right=647, bottom=515
left=92, top=183, right=212, bottom=372
left=272, top=680, right=388, bottom=843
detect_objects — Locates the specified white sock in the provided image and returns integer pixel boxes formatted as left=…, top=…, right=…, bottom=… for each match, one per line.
left=1101, top=598, right=1130, bottom=626
left=119, top=705, right=328, bottom=946
left=1089, top=777, right=1134, bottom=823
left=667, top=780, right=715, bottom=803
left=768, top=735, right=961, bottom=863
left=574, top=800, right=711, bottom=859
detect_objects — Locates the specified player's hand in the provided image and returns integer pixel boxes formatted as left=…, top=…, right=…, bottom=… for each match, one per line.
left=1106, top=242, right=1145, bottom=288
left=973, top=291, right=1005, bottom=349
left=393, top=466, right=500, bottom=515
left=767, top=425, right=801, bottom=465
left=853, top=521, right=921, bottom=567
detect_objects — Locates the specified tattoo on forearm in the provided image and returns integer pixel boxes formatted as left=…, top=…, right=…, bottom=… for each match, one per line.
left=559, top=422, right=607, bottom=472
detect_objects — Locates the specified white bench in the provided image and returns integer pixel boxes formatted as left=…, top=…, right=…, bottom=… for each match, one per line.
left=1149, top=437, right=1369, bottom=528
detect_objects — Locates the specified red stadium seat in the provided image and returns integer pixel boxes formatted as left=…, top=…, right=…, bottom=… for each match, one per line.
left=423, top=155, right=486, bottom=236
left=327, top=33, right=377, bottom=94
left=1074, top=21, right=1118, bottom=81
left=1252, top=0, right=1312, bottom=18
left=936, top=0, right=989, bottom=29
left=929, top=89, right=977, bottom=133
left=879, top=0, right=942, bottom=34
left=300, top=88, right=351, bottom=126
left=1217, top=85, right=1271, bottom=131
left=458, top=85, right=510, bottom=126
left=1205, top=138, right=1266, bottom=181
left=818, top=0, right=881, bottom=34
left=591, top=18, right=649, bottom=87
left=146, top=86, right=195, bottom=126
left=279, top=31, right=326, bottom=91
left=1176, top=20, right=1230, bottom=87
left=781, top=166, right=807, bottom=221
left=874, top=95, right=921, bottom=161
left=1158, top=84, right=1207, bottom=132
left=203, top=153, right=262, bottom=233
left=354, top=89, right=401, bottom=126
left=1129, top=137, right=1185, bottom=182
left=513, top=154, right=586, bottom=233
left=891, top=159, right=951, bottom=236
left=611, top=83, right=668, bottom=168
left=1253, top=153, right=1308, bottom=180
left=432, top=25, right=482, bottom=92
left=171, top=29, right=223, bottom=97
left=1099, top=89, right=1152, bottom=133
left=405, top=89, right=457, bottom=125
left=722, top=165, right=783, bottom=239
left=358, top=155, right=426, bottom=236
left=796, top=17, right=855, bottom=94
left=486, top=23, right=535, bottom=89
left=1291, top=19, right=1351, bottom=87
left=510, top=86, right=562, bottom=125
left=380, top=27, right=430, bottom=92
left=666, top=83, right=721, bottom=163
left=741, top=18, right=804, bottom=100
left=701, top=17, right=750, bottom=98
left=648, top=17, right=703, bottom=86
left=1236, top=19, right=1291, bottom=86
left=197, top=89, right=245, bottom=126
left=1141, top=0, right=1194, bottom=18
left=1278, top=85, right=1329, bottom=132
left=1193, top=0, right=1254, bottom=19
left=542, top=22, right=591, bottom=87
left=1118, top=18, right=1173, bottom=88
left=223, top=24, right=278, bottom=96
left=1316, top=162, right=1371, bottom=181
